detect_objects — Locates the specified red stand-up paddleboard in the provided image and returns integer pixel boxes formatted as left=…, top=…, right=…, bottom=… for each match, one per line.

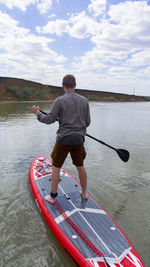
left=29, top=156, right=145, bottom=267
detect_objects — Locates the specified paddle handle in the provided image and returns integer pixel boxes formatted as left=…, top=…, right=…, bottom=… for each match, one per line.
left=40, top=110, right=47, bottom=115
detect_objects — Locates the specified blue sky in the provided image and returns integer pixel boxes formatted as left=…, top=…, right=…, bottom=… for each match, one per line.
left=0, top=0, right=150, bottom=96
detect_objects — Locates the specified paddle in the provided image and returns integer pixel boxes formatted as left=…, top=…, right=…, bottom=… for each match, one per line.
left=39, top=110, right=130, bottom=162
left=86, top=133, right=130, bottom=162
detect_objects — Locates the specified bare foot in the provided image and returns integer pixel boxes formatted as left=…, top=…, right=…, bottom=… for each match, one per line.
left=79, top=190, right=88, bottom=200
left=44, top=194, right=57, bottom=204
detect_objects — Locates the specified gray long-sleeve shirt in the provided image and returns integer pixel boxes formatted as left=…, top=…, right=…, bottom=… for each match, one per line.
left=37, top=90, right=91, bottom=141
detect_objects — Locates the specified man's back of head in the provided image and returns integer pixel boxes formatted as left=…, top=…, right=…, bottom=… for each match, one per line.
left=62, top=74, right=76, bottom=90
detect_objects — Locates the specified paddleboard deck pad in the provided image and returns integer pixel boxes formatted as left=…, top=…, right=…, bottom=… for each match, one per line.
left=29, top=156, right=144, bottom=267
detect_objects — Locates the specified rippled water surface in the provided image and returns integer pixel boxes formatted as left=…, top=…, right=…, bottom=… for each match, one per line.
left=0, top=101, right=150, bottom=266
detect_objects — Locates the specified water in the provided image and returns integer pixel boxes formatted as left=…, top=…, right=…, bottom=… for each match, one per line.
left=0, top=101, right=150, bottom=266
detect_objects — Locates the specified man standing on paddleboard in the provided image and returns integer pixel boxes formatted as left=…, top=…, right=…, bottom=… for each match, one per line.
left=32, top=74, right=91, bottom=204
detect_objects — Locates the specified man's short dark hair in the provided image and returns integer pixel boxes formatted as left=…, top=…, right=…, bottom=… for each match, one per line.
left=62, top=74, right=76, bottom=89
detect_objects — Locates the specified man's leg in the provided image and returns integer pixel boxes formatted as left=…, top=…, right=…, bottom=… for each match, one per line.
left=71, top=145, right=88, bottom=200
left=45, top=166, right=60, bottom=204
left=51, top=166, right=61, bottom=194
left=76, top=166, right=88, bottom=200
left=45, top=141, right=68, bottom=204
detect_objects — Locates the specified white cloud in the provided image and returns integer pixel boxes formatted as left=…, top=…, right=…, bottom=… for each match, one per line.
left=71, top=1, right=150, bottom=88
left=37, top=11, right=101, bottom=39
left=0, top=0, right=55, bottom=13
left=37, top=0, right=53, bottom=14
left=0, top=1, right=150, bottom=95
left=69, top=2, right=150, bottom=95
left=37, top=19, right=69, bottom=35
left=48, top=13, right=56, bottom=19
left=0, top=0, right=37, bottom=11
left=72, top=48, right=107, bottom=73
left=137, top=66, right=150, bottom=78
left=69, top=11, right=101, bottom=39
left=88, top=0, right=106, bottom=17
left=106, top=1, right=150, bottom=48
left=0, top=11, right=29, bottom=37
left=37, top=1, right=150, bottom=46
left=125, top=49, right=150, bottom=67
left=0, top=11, right=67, bottom=83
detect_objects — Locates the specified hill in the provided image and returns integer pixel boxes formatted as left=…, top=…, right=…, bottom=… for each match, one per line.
left=0, top=77, right=149, bottom=102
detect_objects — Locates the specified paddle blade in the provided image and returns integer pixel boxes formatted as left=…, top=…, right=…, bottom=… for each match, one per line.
left=116, top=149, right=130, bottom=162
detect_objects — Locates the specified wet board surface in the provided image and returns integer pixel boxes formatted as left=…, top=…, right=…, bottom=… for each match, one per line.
left=29, top=156, right=145, bottom=267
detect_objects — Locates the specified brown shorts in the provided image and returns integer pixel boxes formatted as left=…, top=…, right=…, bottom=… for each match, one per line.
left=51, top=141, right=87, bottom=168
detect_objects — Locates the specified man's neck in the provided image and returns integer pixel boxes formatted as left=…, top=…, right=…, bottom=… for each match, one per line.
left=64, top=88, right=75, bottom=93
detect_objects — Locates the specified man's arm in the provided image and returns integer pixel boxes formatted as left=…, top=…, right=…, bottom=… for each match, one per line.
left=32, top=98, right=60, bottom=124
left=86, top=102, right=91, bottom=127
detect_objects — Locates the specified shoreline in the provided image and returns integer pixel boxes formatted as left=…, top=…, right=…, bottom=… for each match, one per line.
left=0, top=76, right=150, bottom=102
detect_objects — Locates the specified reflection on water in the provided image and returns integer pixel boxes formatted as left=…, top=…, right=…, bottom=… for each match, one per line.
left=0, top=101, right=150, bottom=266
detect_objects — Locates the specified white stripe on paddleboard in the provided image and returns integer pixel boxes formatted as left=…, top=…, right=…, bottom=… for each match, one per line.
left=126, top=251, right=143, bottom=267
left=34, top=174, right=50, bottom=180
left=55, top=208, right=106, bottom=224
left=87, top=247, right=132, bottom=266
left=58, top=184, right=118, bottom=258
left=89, top=259, right=121, bottom=267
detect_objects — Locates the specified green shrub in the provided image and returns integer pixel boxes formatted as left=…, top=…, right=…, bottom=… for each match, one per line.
left=8, top=86, right=45, bottom=100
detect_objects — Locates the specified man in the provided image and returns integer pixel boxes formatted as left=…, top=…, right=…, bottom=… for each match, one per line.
left=32, top=74, right=91, bottom=204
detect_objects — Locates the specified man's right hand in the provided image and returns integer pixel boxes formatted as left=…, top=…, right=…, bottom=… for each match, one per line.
left=32, top=105, right=40, bottom=114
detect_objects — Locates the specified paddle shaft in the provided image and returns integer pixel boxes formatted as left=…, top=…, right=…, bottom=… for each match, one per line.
left=39, top=109, right=129, bottom=162
left=39, top=109, right=120, bottom=152
left=39, top=110, right=113, bottom=148
left=86, top=133, right=116, bottom=151
left=39, top=110, right=115, bottom=150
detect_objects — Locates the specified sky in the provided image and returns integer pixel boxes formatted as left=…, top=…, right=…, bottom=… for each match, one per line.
left=0, top=0, right=150, bottom=96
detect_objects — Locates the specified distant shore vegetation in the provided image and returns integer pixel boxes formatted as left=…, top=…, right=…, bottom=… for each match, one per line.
left=0, top=77, right=150, bottom=102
